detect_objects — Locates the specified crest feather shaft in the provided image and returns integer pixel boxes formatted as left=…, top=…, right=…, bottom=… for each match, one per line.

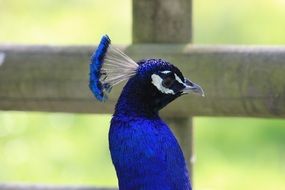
left=89, top=35, right=138, bottom=101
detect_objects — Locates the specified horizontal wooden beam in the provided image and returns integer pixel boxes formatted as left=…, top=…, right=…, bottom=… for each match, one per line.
left=0, top=184, right=116, bottom=190
left=0, top=45, right=284, bottom=117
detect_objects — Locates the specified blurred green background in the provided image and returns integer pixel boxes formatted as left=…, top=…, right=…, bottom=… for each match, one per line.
left=0, top=0, right=285, bottom=190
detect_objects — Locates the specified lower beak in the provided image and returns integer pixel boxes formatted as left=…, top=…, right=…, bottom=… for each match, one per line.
left=182, top=79, right=205, bottom=97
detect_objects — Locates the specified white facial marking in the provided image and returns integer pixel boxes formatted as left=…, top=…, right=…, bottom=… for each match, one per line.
left=174, top=74, right=184, bottom=85
left=161, top=70, right=171, bottom=74
left=151, top=74, right=175, bottom=94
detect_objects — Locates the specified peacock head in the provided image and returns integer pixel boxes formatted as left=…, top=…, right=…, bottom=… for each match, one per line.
left=138, top=58, right=204, bottom=96
left=89, top=35, right=204, bottom=113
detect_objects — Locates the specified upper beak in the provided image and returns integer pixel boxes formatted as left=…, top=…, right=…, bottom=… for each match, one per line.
left=182, top=78, right=205, bottom=97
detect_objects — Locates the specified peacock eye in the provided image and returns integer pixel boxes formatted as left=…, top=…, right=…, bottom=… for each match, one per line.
left=162, top=77, right=175, bottom=88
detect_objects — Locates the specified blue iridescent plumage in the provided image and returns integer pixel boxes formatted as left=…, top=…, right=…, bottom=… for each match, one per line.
left=89, top=35, right=138, bottom=101
left=89, top=36, right=204, bottom=190
left=89, top=35, right=111, bottom=101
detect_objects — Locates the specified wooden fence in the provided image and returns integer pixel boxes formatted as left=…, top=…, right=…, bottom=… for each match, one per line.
left=0, top=0, right=284, bottom=189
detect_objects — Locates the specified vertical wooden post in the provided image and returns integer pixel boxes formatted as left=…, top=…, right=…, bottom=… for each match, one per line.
left=132, top=0, right=194, bottom=184
left=133, top=0, right=192, bottom=43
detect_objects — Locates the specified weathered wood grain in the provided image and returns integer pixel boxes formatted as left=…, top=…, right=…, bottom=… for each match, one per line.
left=0, top=45, right=285, bottom=117
left=133, top=0, right=192, bottom=43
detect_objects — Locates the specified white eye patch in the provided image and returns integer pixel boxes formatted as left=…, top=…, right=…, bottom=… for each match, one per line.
left=161, top=70, right=184, bottom=85
left=161, top=70, right=171, bottom=74
left=151, top=74, right=175, bottom=94
left=174, top=73, right=184, bottom=85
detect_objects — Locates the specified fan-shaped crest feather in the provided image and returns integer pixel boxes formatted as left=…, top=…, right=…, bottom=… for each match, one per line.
left=89, top=35, right=138, bottom=101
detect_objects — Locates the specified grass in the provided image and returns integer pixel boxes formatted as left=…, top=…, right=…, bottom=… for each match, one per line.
left=0, top=0, right=285, bottom=189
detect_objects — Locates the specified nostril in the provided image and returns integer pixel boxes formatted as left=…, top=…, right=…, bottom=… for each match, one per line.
left=0, top=53, right=5, bottom=66
left=185, top=79, right=193, bottom=86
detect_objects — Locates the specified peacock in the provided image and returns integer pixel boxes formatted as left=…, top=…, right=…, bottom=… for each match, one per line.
left=89, top=35, right=204, bottom=190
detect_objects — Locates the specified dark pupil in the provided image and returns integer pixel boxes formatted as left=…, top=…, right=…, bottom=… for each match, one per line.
left=162, top=77, right=174, bottom=88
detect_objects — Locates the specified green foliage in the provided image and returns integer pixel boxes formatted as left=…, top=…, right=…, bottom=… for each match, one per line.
left=194, top=0, right=285, bottom=44
left=0, top=0, right=285, bottom=190
left=0, top=112, right=116, bottom=186
left=194, top=117, right=285, bottom=190
left=0, top=0, right=131, bottom=44
left=1, top=0, right=285, bottom=44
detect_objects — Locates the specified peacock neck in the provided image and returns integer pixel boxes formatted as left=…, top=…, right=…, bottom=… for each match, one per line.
left=113, top=78, right=160, bottom=118
left=114, top=91, right=160, bottom=119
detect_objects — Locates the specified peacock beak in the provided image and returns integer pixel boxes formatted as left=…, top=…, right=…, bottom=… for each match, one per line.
left=182, top=78, right=205, bottom=97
